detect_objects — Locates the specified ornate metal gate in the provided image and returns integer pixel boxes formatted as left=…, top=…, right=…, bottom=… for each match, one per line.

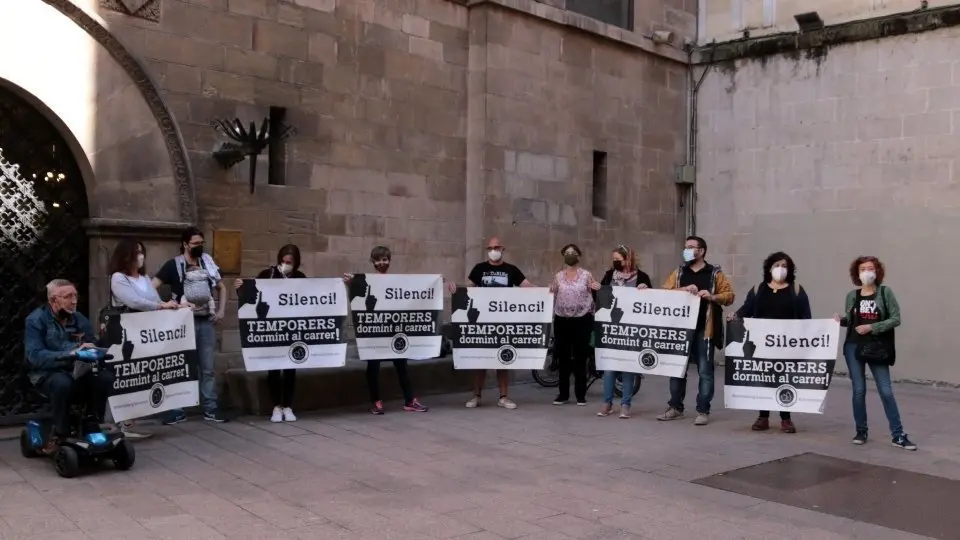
left=0, top=85, right=89, bottom=424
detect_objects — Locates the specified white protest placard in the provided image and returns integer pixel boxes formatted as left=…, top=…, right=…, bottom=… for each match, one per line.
left=449, top=287, right=553, bottom=370
left=348, top=274, right=443, bottom=360
left=594, top=287, right=701, bottom=378
left=102, top=309, right=199, bottom=422
left=724, top=318, right=840, bottom=414
left=237, top=278, right=348, bottom=371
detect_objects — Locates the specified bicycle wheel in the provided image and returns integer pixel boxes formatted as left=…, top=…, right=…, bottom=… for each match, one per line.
left=532, top=354, right=560, bottom=388
left=613, top=372, right=643, bottom=397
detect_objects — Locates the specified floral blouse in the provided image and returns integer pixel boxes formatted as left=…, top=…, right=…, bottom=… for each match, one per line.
left=554, top=268, right=594, bottom=318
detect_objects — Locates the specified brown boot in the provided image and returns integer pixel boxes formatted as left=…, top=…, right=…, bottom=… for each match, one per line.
left=780, top=419, right=797, bottom=433
left=751, top=417, right=769, bottom=431
left=41, top=435, right=61, bottom=456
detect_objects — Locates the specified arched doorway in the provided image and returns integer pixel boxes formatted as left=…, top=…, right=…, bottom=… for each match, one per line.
left=0, top=84, right=89, bottom=423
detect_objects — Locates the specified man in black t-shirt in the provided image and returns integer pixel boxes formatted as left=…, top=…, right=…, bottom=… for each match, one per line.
left=462, top=237, right=533, bottom=410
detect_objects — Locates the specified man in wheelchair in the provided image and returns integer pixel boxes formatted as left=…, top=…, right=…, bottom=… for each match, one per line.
left=23, top=279, right=115, bottom=455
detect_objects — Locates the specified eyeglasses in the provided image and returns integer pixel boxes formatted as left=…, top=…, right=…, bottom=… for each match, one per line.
left=59, top=292, right=78, bottom=300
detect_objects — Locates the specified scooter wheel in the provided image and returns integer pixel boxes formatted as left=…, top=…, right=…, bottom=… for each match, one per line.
left=19, top=430, right=39, bottom=458
left=54, top=446, right=80, bottom=478
left=112, top=440, right=135, bottom=471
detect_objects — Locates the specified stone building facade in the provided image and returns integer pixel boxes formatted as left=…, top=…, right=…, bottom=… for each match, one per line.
left=695, top=2, right=960, bottom=384
left=0, top=0, right=695, bottom=414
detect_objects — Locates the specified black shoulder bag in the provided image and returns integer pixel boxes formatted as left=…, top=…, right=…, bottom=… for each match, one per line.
left=97, top=275, right=129, bottom=345
left=854, top=286, right=896, bottom=366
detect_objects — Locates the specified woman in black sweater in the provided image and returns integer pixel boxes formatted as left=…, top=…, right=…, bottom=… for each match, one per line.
left=234, top=244, right=306, bottom=422
left=729, top=251, right=811, bottom=433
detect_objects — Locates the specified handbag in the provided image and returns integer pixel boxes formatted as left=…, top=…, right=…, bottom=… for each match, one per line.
left=853, top=286, right=896, bottom=366
left=97, top=281, right=128, bottom=346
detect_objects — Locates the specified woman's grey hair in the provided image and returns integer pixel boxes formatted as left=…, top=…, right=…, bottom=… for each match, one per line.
left=370, top=245, right=391, bottom=261
left=46, top=279, right=74, bottom=299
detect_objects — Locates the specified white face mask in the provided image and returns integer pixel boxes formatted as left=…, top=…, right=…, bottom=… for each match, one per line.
left=771, top=267, right=787, bottom=282
left=682, top=248, right=696, bottom=263
left=136, top=254, right=145, bottom=269
left=859, top=271, right=876, bottom=286
left=279, top=263, right=293, bottom=275
left=488, top=250, right=502, bottom=262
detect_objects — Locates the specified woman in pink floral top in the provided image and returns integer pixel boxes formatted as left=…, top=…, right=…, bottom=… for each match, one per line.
left=549, top=244, right=600, bottom=405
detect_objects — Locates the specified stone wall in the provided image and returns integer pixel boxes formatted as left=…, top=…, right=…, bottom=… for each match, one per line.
left=74, top=0, right=694, bottom=374
left=698, top=0, right=958, bottom=44
left=696, top=28, right=960, bottom=384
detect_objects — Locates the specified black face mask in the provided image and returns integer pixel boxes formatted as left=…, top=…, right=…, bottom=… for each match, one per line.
left=373, top=263, right=390, bottom=274
left=612, top=261, right=624, bottom=271
left=188, top=245, right=203, bottom=259
left=56, top=308, right=70, bottom=320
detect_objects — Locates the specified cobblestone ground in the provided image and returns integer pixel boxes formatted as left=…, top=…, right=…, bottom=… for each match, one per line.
left=0, top=369, right=956, bottom=540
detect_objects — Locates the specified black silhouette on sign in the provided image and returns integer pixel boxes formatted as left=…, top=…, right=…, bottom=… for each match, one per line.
left=104, top=313, right=124, bottom=346
left=725, top=319, right=756, bottom=359
left=237, top=279, right=270, bottom=319
left=348, top=274, right=377, bottom=311
left=596, top=287, right=624, bottom=324
left=451, top=287, right=480, bottom=323
left=121, top=328, right=135, bottom=362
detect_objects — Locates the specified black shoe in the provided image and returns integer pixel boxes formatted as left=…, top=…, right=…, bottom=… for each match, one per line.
left=892, top=434, right=917, bottom=451
left=204, top=411, right=228, bottom=423
left=552, top=395, right=568, bottom=405
left=162, top=411, right=187, bottom=425
left=852, top=430, right=868, bottom=445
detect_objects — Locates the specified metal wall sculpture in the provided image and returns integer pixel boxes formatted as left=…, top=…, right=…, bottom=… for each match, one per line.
left=0, top=85, right=89, bottom=423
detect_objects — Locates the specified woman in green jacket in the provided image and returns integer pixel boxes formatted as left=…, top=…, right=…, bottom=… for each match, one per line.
left=834, top=256, right=916, bottom=451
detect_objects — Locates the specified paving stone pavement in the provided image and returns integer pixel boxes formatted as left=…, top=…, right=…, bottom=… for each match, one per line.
left=0, top=368, right=956, bottom=540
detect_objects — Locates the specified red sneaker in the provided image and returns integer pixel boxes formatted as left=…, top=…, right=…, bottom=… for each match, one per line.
left=403, top=398, right=428, bottom=412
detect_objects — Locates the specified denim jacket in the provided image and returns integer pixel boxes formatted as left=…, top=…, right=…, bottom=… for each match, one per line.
left=24, top=306, right=96, bottom=383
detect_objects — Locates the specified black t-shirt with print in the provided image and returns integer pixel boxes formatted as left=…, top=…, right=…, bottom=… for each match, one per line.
left=468, top=262, right=525, bottom=288
left=851, top=291, right=880, bottom=342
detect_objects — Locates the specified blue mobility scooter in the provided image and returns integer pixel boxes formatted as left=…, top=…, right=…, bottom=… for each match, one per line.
left=20, top=349, right=135, bottom=478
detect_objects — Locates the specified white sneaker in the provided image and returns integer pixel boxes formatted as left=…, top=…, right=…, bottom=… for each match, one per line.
left=270, top=406, right=283, bottom=423
left=497, top=397, right=517, bottom=410
left=282, top=407, right=297, bottom=422
left=119, top=421, right=153, bottom=440
left=465, top=395, right=480, bottom=408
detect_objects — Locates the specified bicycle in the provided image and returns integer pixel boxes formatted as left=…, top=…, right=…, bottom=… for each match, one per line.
left=532, top=336, right=642, bottom=398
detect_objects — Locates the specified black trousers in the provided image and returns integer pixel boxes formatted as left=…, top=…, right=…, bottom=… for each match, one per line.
left=38, top=370, right=115, bottom=437
left=267, top=369, right=296, bottom=408
left=554, top=314, right=593, bottom=402
left=366, top=360, right=414, bottom=404
left=759, top=410, right=791, bottom=420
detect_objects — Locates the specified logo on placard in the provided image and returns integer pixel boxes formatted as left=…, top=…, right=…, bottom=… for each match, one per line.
left=496, top=345, right=518, bottom=366
left=148, top=383, right=165, bottom=408
left=638, top=348, right=659, bottom=370
left=391, top=333, right=410, bottom=355
left=288, top=342, right=310, bottom=364
left=775, top=384, right=799, bottom=408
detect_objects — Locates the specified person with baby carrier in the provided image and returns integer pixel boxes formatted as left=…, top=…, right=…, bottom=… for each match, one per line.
left=152, top=227, right=228, bottom=424
left=727, top=252, right=811, bottom=433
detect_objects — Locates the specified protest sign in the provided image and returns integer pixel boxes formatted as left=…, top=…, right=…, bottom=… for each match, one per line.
left=348, top=274, right=443, bottom=360
left=594, top=287, right=701, bottom=377
left=237, top=278, right=348, bottom=371
left=449, top=287, right=553, bottom=370
left=724, top=318, right=840, bottom=413
left=102, top=308, right=198, bottom=422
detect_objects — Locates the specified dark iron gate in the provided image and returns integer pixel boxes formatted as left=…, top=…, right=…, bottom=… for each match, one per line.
left=0, top=85, right=89, bottom=425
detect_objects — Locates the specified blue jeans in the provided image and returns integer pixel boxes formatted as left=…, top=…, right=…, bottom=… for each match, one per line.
left=167, top=317, right=219, bottom=418
left=668, top=336, right=714, bottom=414
left=602, top=371, right=636, bottom=407
left=843, top=342, right=904, bottom=437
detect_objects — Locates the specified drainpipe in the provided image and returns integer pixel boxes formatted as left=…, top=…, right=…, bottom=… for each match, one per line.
left=682, top=41, right=716, bottom=237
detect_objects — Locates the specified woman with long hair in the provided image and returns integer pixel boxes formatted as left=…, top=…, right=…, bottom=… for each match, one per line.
left=596, top=245, right=651, bottom=418
left=108, top=238, right=180, bottom=439
left=234, top=244, right=305, bottom=422
left=728, top=252, right=810, bottom=433
left=834, top=256, right=915, bottom=450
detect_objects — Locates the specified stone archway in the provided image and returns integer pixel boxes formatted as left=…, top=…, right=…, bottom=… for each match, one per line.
left=0, top=0, right=196, bottom=224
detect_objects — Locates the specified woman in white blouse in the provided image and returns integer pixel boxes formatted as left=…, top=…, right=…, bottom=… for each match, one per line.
left=107, top=239, right=180, bottom=439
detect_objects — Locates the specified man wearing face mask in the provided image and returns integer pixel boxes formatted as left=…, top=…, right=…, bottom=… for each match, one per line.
left=460, top=237, right=534, bottom=409
left=658, top=236, right=735, bottom=426
left=24, top=279, right=115, bottom=454
left=153, top=227, right=228, bottom=424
